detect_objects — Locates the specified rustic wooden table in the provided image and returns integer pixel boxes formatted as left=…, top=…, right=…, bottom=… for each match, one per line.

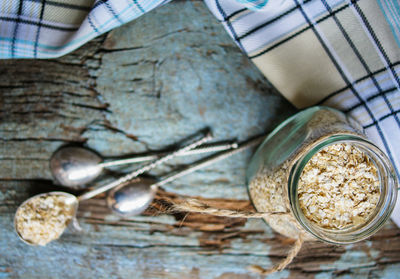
left=1, top=0, right=399, bottom=278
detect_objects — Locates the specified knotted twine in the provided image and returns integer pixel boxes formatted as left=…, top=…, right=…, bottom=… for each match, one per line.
left=166, top=197, right=305, bottom=275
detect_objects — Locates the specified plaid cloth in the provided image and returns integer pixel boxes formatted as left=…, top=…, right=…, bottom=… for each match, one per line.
left=0, top=0, right=168, bottom=58
left=205, top=0, right=400, bottom=226
left=1, top=0, right=400, bottom=225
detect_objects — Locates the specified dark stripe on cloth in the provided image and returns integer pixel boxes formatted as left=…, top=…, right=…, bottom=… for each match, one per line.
left=364, top=109, right=400, bottom=129
left=317, top=62, right=400, bottom=105
left=11, top=0, right=24, bottom=57
left=237, top=0, right=313, bottom=41
left=293, top=0, right=400, bottom=177
left=215, top=0, right=245, bottom=51
left=102, top=0, right=124, bottom=24
left=344, top=87, right=398, bottom=113
left=34, top=0, right=46, bottom=58
left=352, top=0, right=400, bottom=88
left=87, top=14, right=99, bottom=33
left=225, top=8, right=247, bottom=21
left=132, top=0, right=145, bottom=13
left=249, top=1, right=355, bottom=59
left=350, top=0, right=400, bottom=128
left=86, top=0, right=104, bottom=34
left=0, top=16, right=79, bottom=31
left=321, top=0, right=400, bottom=130
left=26, top=0, right=92, bottom=11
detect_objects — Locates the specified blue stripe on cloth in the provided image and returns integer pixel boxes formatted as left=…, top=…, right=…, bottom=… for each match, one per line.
left=236, top=0, right=313, bottom=41
left=294, top=0, right=400, bottom=178
left=364, top=109, right=400, bottom=129
left=377, top=0, right=400, bottom=48
left=248, top=0, right=352, bottom=58
left=11, top=0, right=24, bottom=57
left=317, top=62, right=400, bottom=105
left=322, top=0, right=400, bottom=134
left=0, top=0, right=165, bottom=58
left=25, top=0, right=92, bottom=11
left=88, top=16, right=100, bottom=34
left=215, top=0, right=246, bottom=51
left=102, top=0, right=124, bottom=25
left=132, top=0, right=146, bottom=13
left=33, top=0, right=46, bottom=58
left=234, top=0, right=269, bottom=10
left=232, top=0, right=347, bottom=55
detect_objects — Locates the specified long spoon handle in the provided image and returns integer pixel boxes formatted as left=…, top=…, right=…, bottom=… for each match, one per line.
left=99, top=142, right=239, bottom=168
left=152, top=135, right=265, bottom=188
left=78, top=131, right=213, bottom=201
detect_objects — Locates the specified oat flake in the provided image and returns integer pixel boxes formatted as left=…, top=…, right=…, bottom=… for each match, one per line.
left=15, top=194, right=75, bottom=246
left=298, top=143, right=380, bottom=229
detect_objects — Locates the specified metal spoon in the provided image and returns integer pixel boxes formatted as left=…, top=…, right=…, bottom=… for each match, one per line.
left=107, top=135, right=265, bottom=216
left=50, top=142, right=238, bottom=188
left=15, top=132, right=213, bottom=245
left=14, top=191, right=78, bottom=246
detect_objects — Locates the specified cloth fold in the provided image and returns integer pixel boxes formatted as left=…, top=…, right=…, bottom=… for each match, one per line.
left=0, top=0, right=168, bottom=58
left=204, top=0, right=400, bottom=226
left=1, top=0, right=400, bottom=225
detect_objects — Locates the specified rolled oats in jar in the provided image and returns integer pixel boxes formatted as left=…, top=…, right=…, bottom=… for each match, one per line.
left=247, top=106, right=398, bottom=244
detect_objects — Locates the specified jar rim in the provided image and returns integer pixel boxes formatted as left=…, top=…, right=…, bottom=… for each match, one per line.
left=288, top=134, right=398, bottom=244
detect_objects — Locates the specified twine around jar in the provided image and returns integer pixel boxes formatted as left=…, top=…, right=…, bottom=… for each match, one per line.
left=168, top=198, right=304, bottom=275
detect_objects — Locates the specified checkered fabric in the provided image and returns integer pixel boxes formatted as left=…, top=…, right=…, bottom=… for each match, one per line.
left=0, top=0, right=168, bottom=58
left=204, top=0, right=400, bottom=226
left=1, top=0, right=400, bottom=225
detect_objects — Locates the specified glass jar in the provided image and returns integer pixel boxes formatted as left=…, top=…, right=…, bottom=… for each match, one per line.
left=247, top=106, right=398, bottom=244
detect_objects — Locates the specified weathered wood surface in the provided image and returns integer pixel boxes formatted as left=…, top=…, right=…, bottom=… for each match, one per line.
left=0, top=1, right=399, bottom=278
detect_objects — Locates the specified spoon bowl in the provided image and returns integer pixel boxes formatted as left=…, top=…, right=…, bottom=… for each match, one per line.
left=16, top=131, right=212, bottom=246
left=50, top=147, right=103, bottom=188
left=107, top=135, right=265, bottom=217
left=107, top=178, right=158, bottom=216
left=50, top=140, right=236, bottom=189
left=14, top=191, right=78, bottom=246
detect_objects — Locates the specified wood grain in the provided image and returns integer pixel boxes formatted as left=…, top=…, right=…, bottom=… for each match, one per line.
left=0, top=1, right=399, bottom=278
